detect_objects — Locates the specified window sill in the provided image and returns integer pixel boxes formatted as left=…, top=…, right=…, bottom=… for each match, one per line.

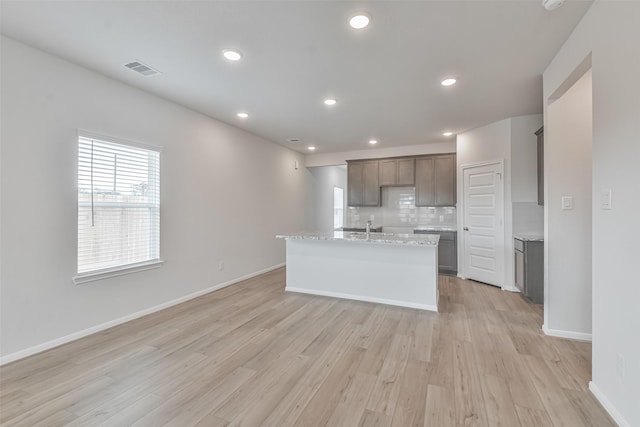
left=73, top=259, right=164, bottom=285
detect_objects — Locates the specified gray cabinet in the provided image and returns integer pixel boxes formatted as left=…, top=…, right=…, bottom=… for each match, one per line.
left=437, top=231, right=457, bottom=275
left=397, top=158, right=415, bottom=186
left=415, top=157, right=435, bottom=206
left=415, top=154, right=456, bottom=206
left=414, top=230, right=457, bottom=275
left=514, top=237, right=544, bottom=304
left=347, top=160, right=380, bottom=206
left=379, top=158, right=415, bottom=186
left=378, top=159, right=397, bottom=186
left=536, top=127, right=544, bottom=206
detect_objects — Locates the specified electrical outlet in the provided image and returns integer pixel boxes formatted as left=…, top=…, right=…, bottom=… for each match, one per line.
left=218, top=260, right=224, bottom=271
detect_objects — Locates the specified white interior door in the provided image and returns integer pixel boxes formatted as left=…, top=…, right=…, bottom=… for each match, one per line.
left=462, top=162, right=504, bottom=287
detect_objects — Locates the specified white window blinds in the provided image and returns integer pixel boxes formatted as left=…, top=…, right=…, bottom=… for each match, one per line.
left=77, top=136, right=160, bottom=274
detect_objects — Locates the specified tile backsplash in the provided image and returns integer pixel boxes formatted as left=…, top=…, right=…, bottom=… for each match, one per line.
left=512, top=202, right=544, bottom=234
left=347, top=187, right=456, bottom=228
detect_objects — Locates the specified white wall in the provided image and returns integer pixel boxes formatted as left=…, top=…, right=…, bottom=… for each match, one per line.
left=457, top=118, right=512, bottom=289
left=511, top=115, right=542, bottom=203
left=305, top=141, right=456, bottom=167
left=0, top=37, right=312, bottom=360
left=511, top=115, right=544, bottom=234
left=457, top=114, right=542, bottom=290
left=543, top=2, right=640, bottom=425
left=545, top=70, right=592, bottom=339
left=308, top=165, right=347, bottom=232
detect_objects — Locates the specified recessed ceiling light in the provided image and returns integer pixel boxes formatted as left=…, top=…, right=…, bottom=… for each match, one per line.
left=324, top=99, right=337, bottom=106
left=222, top=49, right=243, bottom=61
left=237, top=112, right=249, bottom=118
left=443, top=131, right=453, bottom=137
left=308, top=146, right=316, bottom=151
left=369, top=139, right=378, bottom=145
left=441, top=78, right=457, bottom=87
left=349, top=13, right=370, bottom=29
left=542, top=0, right=565, bottom=11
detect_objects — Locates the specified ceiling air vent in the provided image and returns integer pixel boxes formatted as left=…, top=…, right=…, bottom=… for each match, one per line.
left=124, top=60, right=161, bottom=77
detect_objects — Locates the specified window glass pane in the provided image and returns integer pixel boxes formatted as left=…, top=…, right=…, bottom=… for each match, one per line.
left=333, top=186, right=344, bottom=230
left=78, top=136, right=160, bottom=274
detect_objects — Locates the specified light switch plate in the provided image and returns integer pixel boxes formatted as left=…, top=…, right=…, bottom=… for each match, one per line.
left=601, top=189, right=612, bottom=210
left=561, top=196, right=574, bottom=210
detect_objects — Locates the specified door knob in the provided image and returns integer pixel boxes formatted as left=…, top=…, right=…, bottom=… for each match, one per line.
left=463, top=227, right=469, bottom=231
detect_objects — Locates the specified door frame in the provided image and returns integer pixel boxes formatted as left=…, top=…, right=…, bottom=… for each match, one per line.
left=458, top=159, right=505, bottom=288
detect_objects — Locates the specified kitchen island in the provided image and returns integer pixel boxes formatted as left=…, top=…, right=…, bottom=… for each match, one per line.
left=276, top=231, right=440, bottom=311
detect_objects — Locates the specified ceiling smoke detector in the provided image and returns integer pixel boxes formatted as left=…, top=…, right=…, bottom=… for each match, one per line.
left=542, top=0, right=565, bottom=11
left=287, top=138, right=301, bottom=144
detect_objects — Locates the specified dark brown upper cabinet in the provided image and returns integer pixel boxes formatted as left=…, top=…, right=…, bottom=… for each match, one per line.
left=415, top=154, right=456, bottom=207
left=378, top=158, right=415, bottom=186
left=347, top=160, right=380, bottom=206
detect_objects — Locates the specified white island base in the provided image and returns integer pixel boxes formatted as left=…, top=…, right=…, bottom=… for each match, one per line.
left=282, top=237, right=439, bottom=311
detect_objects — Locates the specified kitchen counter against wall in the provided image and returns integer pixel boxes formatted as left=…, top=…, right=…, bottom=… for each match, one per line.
left=414, top=226, right=457, bottom=232
left=513, top=232, right=544, bottom=242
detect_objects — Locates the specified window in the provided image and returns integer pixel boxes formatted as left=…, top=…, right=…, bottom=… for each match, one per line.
left=76, top=134, right=160, bottom=282
left=333, top=186, right=344, bottom=230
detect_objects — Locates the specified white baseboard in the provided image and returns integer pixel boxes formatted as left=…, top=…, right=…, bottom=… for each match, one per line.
left=286, top=286, right=438, bottom=312
left=0, top=263, right=285, bottom=366
left=542, top=324, right=592, bottom=342
left=589, top=381, right=630, bottom=427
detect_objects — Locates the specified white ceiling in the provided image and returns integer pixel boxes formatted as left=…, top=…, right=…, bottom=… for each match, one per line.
left=0, top=1, right=592, bottom=154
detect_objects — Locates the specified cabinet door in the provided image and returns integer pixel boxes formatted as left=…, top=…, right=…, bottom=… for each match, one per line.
left=438, top=237, right=457, bottom=275
left=515, top=250, right=525, bottom=294
left=378, top=159, right=397, bottom=186
left=362, top=161, right=380, bottom=206
left=347, top=162, right=364, bottom=206
left=415, top=157, right=435, bottom=206
left=434, top=155, right=456, bottom=206
left=536, top=127, right=544, bottom=206
left=397, top=158, right=415, bottom=185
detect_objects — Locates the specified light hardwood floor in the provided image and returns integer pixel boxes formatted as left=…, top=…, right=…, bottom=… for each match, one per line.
left=0, top=268, right=614, bottom=426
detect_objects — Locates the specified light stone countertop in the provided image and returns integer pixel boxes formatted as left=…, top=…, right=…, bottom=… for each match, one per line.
left=276, top=231, right=440, bottom=246
left=413, top=226, right=457, bottom=232
left=513, top=233, right=544, bottom=242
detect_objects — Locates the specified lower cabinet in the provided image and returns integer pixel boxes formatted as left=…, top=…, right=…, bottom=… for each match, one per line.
left=514, top=237, right=544, bottom=304
left=437, top=232, right=458, bottom=276
left=414, top=230, right=457, bottom=275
